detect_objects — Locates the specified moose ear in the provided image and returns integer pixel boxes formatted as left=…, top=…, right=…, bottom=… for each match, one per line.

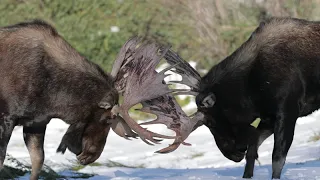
left=99, top=91, right=119, bottom=110
left=196, top=93, right=216, bottom=108
left=98, top=101, right=112, bottom=110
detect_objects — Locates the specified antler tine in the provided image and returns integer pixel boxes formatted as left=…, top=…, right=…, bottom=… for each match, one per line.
left=158, top=62, right=181, bottom=75
left=168, top=79, right=198, bottom=90
left=164, top=49, right=200, bottom=78
left=163, top=49, right=201, bottom=93
left=111, top=36, right=142, bottom=78
left=154, top=111, right=205, bottom=154
left=135, top=93, right=205, bottom=153
left=108, top=116, right=138, bottom=140
left=116, top=104, right=175, bottom=144
left=173, top=91, right=199, bottom=96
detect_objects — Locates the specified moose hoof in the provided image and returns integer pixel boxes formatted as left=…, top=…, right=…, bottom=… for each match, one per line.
left=242, top=173, right=253, bottom=179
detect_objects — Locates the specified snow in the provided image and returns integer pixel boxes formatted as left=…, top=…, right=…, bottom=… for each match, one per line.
left=4, top=109, right=320, bottom=179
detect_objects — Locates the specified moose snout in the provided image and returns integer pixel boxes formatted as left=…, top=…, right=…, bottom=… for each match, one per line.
left=77, top=154, right=96, bottom=165
left=76, top=145, right=103, bottom=165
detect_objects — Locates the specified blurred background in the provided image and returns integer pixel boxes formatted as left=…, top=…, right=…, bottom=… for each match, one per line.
left=3, top=0, right=320, bottom=179
left=1, top=0, right=319, bottom=73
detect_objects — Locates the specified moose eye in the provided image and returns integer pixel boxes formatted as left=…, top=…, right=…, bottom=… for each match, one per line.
left=201, top=93, right=216, bottom=108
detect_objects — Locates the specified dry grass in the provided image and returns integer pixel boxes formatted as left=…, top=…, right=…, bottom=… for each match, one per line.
left=309, top=132, right=320, bottom=142
left=159, top=0, right=320, bottom=72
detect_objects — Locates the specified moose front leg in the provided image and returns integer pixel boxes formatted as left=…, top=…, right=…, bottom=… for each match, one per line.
left=23, top=126, right=46, bottom=180
left=0, top=116, right=16, bottom=170
left=243, top=127, right=273, bottom=178
left=271, top=104, right=299, bottom=179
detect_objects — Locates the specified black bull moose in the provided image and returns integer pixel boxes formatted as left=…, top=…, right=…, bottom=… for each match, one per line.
left=1, top=17, right=320, bottom=180
left=195, top=17, right=320, bottom=179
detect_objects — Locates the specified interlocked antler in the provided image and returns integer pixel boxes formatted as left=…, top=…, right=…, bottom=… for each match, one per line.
left=110, top=37, right=204, bottom=153
left=140, top=95, right=205, bottom=153
left=164, top=48, right=201, bottom=94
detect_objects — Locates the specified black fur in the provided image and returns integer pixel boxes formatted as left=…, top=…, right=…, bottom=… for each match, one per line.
left=196, top=17, right=320, bottom=179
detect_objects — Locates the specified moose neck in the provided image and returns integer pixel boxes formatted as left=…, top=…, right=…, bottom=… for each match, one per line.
left=44, top=59, right=113, bottom=124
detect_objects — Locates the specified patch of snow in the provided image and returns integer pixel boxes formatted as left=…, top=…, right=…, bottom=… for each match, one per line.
left=6, top=109, right=320, bottom=179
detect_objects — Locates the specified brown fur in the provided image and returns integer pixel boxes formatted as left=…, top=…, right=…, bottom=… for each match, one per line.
left=0, top=20, right=117, bottom=180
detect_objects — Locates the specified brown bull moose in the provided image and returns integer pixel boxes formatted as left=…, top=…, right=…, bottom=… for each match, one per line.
left=0, top=20, right=203, bottom=180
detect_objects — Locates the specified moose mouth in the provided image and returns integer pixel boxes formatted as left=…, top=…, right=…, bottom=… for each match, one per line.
left=77, top=153, right=96, bottom=165
left=76, top=143, right=105, bottom=165
left=223, top=150, right=245, bottom=162
left=216, top=139, right=246, bottom=162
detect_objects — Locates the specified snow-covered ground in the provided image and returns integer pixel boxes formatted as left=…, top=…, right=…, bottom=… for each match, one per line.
left=5, top=109, right=320, bottom=179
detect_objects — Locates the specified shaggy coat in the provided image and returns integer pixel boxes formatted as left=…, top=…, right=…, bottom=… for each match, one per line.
left=0, top=20, right=117, bottom=180
left=196, top=17, right=320, bottom=179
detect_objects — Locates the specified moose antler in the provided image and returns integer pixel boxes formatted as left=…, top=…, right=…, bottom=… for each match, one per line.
left=110, top=37, right=204, bottom=153
left=164, top=48, right=201, bottom=94
left=139, top=96, right=205, bottom=153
